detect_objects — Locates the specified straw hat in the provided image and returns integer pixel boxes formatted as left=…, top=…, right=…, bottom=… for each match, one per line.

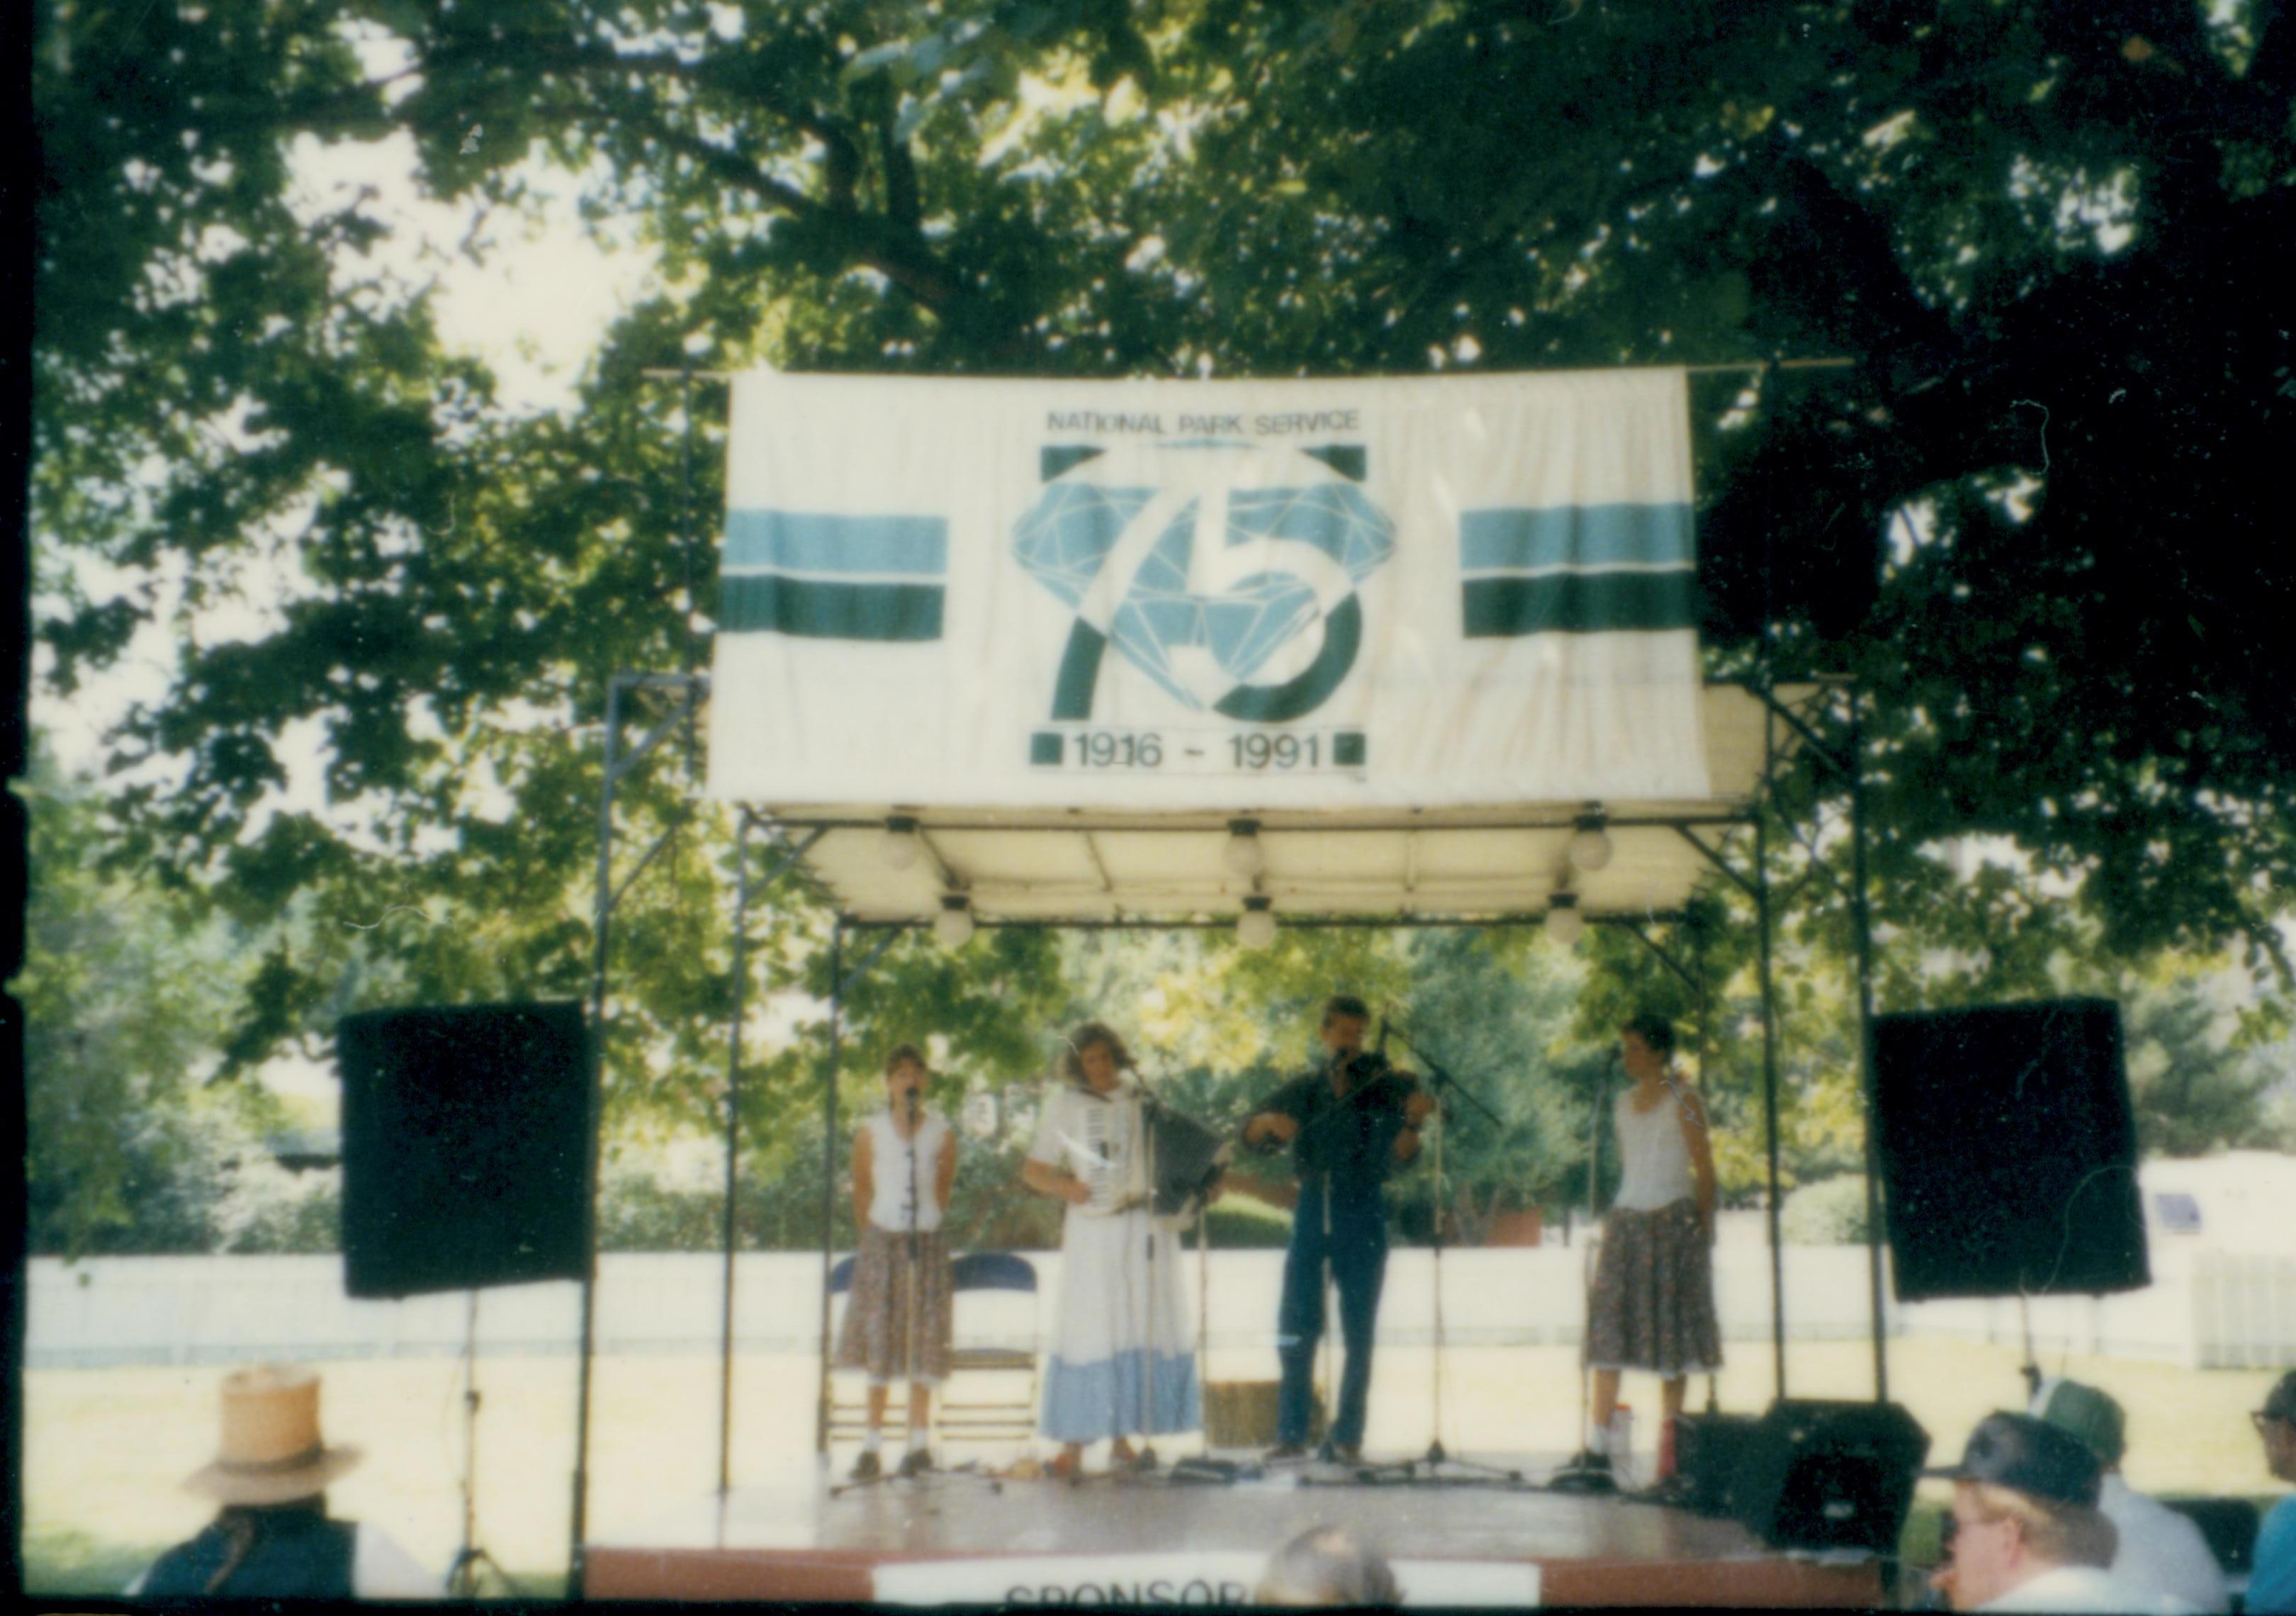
left=185, top=1365, right=363, bottom=1505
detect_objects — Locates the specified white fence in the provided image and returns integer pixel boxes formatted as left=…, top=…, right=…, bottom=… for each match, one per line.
left=28, top=1242, right=1916, bottom=1369
left=28, top=1242, right=2290, bottom=1371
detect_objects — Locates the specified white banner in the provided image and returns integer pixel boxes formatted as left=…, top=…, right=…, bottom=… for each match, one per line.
left=870, top=1552, right=1540, bottom=1607
left=708, top=371, right=1708, bottom=808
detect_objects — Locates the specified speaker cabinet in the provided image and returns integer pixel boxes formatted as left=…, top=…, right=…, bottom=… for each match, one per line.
left=1675, top=1411, right=1762, bottom=1517
left=1731, top=1400, right=1930, bottom=1554
left=1871, top=998, right=2146, bottom=1302
left=338, top=1001, right=592, bottom=1299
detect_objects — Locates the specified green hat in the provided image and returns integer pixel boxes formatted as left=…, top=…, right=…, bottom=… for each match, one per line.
left=2031, top=1377, right=2126, bottom=1467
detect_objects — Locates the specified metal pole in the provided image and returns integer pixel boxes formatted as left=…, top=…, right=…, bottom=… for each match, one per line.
left=816, top=921, right=845, bottom=1457
left=569, top=676, right=624, bottom=1598
left=717, top=812, right=754, bottom=1496
left=1757, top=707, right=1787, bottom=1402
left=1845, top=687, right=1890, bottom=1403
left=677, top=366, right=700, bottom=775
left=1692, top=919, right=1709, bottom=1090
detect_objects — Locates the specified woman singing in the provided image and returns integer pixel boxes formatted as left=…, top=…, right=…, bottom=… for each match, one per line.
left=1020, top=1022, right=1202, bottom=1479
left=1581, top=1011, right=1721, bottom=1481
left=835, top=1044, right=957, bottom=1481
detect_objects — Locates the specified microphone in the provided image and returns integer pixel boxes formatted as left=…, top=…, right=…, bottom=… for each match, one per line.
left=906, top=1087, right=921, bottom=1123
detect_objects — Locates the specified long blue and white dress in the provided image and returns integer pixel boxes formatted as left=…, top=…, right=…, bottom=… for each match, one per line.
left=1028, top=1077, right=1201, bottom=1443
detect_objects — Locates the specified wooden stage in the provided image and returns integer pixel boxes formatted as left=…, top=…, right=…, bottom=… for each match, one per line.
left=583, top=1453, right=1892, bottom=1607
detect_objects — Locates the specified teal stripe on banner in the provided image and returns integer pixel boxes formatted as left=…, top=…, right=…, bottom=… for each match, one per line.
left=723, top=510, right=947, bottom=575
left=1460, top=503, right=1693, bottom=572
left=719, top=573, right=944, bottom=641
left=1463, top=571, right=1696, bottom=636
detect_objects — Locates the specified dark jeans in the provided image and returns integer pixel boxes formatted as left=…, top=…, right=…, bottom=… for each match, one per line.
left=1275, top=1182, right=1388, bottom=1449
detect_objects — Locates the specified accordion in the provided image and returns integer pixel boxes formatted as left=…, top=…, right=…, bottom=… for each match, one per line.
left=1071, top=1096, right=1229, bottom=1221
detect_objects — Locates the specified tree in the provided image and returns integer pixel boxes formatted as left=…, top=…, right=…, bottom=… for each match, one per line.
left=2122, top=974, right=2277, bottom=1158
left=1391, top=929, right=1596, bottom=1238
left=19, top=757, right=291, bottom=1255
left=30, top=0, right=2296, bottom=1161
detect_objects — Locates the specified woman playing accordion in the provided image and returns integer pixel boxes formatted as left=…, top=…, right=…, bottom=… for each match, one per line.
left=1019, top=1022, right=1208, bottom=1479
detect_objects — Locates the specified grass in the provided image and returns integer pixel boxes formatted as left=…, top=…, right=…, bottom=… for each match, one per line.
left=25, top=1339, right=2290, bottom=1594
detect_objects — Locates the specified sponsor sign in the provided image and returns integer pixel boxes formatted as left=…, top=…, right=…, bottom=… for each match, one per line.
left=869, top=1552, right=1541, bottom=1606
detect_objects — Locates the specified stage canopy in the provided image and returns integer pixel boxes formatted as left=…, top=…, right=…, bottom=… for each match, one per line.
left=705, top=368, right=1812, bottom=924
left=737, top=678, right=1813, bottom=926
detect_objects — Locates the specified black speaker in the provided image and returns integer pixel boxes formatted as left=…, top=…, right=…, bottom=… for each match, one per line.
left=1870, top=998, right=2147, bottom=1303
left=1675, top=1411, right=1762, bottom=1517
left=1731, top=1400, right=1930, bottom=1554
left=338, top=1001, right=592, bottom=1299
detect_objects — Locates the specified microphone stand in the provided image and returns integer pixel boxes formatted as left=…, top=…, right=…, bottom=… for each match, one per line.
left=1128, top=1067, right=1166, bottom=1474
left=1358, top=1019, right=1523, bottom=1489
left=1551, top=1050, right=1618, bottom=1496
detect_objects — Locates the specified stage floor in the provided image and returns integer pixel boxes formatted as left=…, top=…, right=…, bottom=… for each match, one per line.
left=583, top=1451, right=1891, bottom=1606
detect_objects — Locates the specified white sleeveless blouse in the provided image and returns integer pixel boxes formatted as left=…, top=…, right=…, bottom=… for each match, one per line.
left=1612, top=1084, right=1696, bottom=1211
left=864, top=1107, right=950, bottom=1233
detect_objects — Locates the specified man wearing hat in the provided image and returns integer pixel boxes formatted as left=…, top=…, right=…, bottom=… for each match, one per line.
left=128, top=1364, right=437, bottom=1598
left=2027, top=1378, right=2228, bottom=1612
left=1927, top=1411, right=2195, bottom=1613
left=2247, top=1370, right=2296, bottom=1613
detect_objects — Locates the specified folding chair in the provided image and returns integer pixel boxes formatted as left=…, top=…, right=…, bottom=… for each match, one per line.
left=823, top=1250, right=1040, bottom=1454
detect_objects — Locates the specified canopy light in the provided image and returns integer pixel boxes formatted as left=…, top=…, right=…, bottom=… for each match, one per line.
left=1544, top=892, right=1585, bottom=948
left=1222, top=819, right=1267, bottom=880
left=1237, top=895, right=1278, bottom=951
left=880, top=816, right=923, bottom=872
left=1568, top=812, right=1614, bottom=873
left=933, top=894, right=976, bottom=951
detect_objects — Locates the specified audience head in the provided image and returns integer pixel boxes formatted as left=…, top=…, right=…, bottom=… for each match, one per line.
left=188, top=1364, right=361, bottom=1508
left=2254, top=1369, right=2296, bottom=1483
left=2029, top=1376, right=2127, bottom=1471
left=1928, top=1413, right=2113, bottom=1611
left=1256, top=1525, right=1399, bottom=1607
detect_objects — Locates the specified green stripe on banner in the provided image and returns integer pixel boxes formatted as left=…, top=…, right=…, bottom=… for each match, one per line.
left=719, top=573, right=945, bottom=641
left=723, top=511, right=947, bottom=575
left=1462, top=571, right=1696, bottom=636
left=1460, top=503, right=1693, bottom=571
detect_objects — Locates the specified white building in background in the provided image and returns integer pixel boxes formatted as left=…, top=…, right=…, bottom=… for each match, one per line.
left=1892, top=1151, right=2296, bottom=1369
left=2137, top=1152, right=2296, bottom=1369
left=2140, top=1151, right=2296, bottom=1254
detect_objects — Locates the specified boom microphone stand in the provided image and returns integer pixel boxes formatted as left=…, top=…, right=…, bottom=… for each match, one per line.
left=1365, top=1016, right=1522, bottom=1488
left=445, top=1290, right=524, bottom=1598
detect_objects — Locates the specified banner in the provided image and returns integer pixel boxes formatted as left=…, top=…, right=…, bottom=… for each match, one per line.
left=708, top=371, right=1708, bottom=808
left=870, top=1551, right=1541, bottom=1607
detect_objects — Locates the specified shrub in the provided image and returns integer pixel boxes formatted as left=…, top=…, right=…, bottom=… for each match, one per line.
left=1780, top=1174, right=1872, bottom=1245
left=223, top=1163, right=341, bottom=1255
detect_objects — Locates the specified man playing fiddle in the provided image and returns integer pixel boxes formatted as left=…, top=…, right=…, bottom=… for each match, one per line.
left=1243, top=994, right=1436, bottom=1464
